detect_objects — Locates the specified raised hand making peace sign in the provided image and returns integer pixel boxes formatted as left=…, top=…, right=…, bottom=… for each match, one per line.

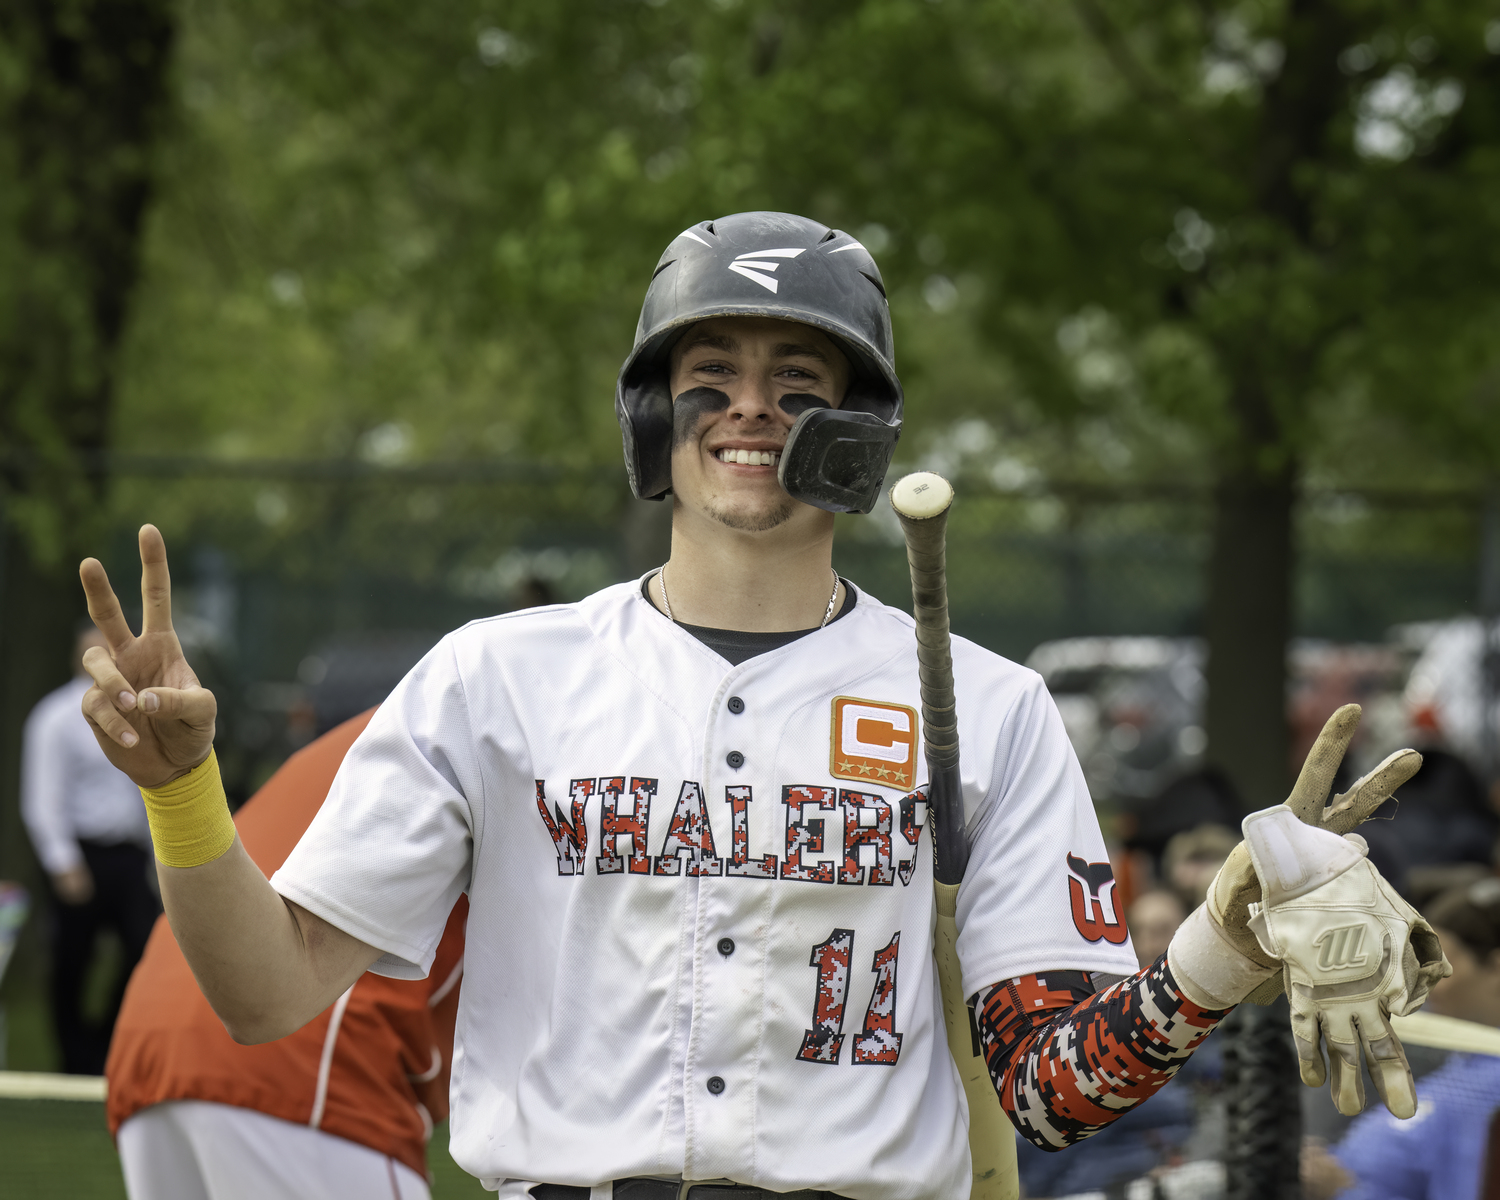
left=78, top=525, right=217, bottom=789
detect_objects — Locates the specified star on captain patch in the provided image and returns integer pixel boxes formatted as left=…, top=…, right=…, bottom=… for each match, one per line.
left=830, top=696, right=918, bottom=790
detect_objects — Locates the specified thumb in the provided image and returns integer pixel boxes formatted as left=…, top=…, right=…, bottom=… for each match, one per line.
left=138, top=685, right=217, bottom=726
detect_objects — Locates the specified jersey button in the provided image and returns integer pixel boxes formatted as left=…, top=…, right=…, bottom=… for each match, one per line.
left=727, top=696, right=745, bottom=714
left=706, top=1076, right=726, bottom=1095
left=717, top=937, right=735, bottom=956
left=726, top=750, right=745, bottom=769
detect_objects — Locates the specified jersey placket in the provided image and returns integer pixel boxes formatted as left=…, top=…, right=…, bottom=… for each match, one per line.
left=677, top=659, right=774, bottom=1182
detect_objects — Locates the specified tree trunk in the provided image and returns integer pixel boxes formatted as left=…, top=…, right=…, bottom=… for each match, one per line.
left=0, top=0, right=176, bottom=1027
left=1204, top=461, right=1294, bottom=811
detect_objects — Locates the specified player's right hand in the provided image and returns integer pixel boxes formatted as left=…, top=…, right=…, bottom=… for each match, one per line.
left=78, top=525, right=217, bottom=789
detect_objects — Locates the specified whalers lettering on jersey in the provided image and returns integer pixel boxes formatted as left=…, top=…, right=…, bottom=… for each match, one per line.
left=536, top=777, right=929, bottom=884
left=830, top=696, right=918, bottom=790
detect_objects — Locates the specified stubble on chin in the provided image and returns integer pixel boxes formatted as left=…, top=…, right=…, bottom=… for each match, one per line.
left=705, top=493, right=796, bottom=533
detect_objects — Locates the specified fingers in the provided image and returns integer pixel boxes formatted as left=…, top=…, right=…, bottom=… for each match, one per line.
left=1323, top=749, right=1422, bottom=834
left=1326, top=1036, right=1366, bottom=1115
left=79, top=558, right=135, bottom=651
left=1360, top=1015, right=1417, bottom=1119
left=138, top=524, right=175, bottom=635
left=1295, top=1031, right=1327, bottom=1087
left=82, top=683, right=139, bottom=748
left=1292, top=1004, right=1327, bottom=1086
left=138, top=685, right=217, bottom=729
left=82, top=643, right=139, bottom=710
left=1286, top=704, right=1362, bottom=824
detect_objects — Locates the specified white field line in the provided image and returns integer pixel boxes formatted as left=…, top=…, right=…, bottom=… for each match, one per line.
left=0, top=1071, right=107, bottom=1101
left=1392, top=1011, right=1500, bottom=1057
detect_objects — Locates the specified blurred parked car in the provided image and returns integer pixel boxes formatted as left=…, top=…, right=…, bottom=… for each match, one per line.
left=1028, top=636, right=1407, bottom=807
left=1026, top=637, right=1206, bottom=806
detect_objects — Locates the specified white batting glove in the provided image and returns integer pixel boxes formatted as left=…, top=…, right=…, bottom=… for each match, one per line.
left=1242, top=805, right=1451, bottom=1119
left=1167, top=704, right=1423, bottom=1011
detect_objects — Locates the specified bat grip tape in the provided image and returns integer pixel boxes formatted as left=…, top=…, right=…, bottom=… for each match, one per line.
left=898, top=509, right=967, bottom=885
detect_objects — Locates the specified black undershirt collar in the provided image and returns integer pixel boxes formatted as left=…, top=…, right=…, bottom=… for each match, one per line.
left=641, top=575, right=857, bottom=666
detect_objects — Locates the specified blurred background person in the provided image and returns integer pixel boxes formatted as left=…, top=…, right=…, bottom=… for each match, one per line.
left=20, top=620, right=158, bottom=1075
left=1355, top=747, right=1498, bottom=901
left=1127, top=888, right=1187, bottom=969
left=107, top=708, right=466, bottom=1200
left=1160, top=823, right=1239, bottom=911
left=1302, top=878, right=1500, bottom=1200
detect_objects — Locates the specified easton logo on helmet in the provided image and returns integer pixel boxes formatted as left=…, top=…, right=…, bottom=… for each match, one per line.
left=727, top=248, right=806, bottom=293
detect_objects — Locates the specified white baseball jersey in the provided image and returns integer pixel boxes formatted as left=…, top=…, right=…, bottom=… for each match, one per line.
left=271, top=579, right=1136, bottom=1200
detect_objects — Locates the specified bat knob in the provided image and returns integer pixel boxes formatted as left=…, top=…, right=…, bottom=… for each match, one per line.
left=889, top=471, right=954, bottom=520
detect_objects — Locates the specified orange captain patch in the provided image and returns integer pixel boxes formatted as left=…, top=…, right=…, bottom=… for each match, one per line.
left=829, top=696, right=919, bottom=789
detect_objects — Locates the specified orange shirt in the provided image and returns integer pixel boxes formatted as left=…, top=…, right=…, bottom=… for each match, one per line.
left=106, top=711, right=467, bottom=1180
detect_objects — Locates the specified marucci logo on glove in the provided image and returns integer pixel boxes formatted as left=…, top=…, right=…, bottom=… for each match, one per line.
left=1066, top=854, right=1129, bottom=945
left=1314, top=923, right=1370, bottom=971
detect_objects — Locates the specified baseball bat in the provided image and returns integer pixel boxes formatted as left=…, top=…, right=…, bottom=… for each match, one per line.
left=890, top=472, right=1018, bottom=1200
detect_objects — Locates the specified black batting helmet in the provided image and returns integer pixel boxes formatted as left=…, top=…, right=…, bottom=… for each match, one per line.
left=616, top=211, right=902, bottom=514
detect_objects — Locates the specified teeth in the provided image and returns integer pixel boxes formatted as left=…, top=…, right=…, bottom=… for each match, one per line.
left=717, top=449, right=781, bottom=466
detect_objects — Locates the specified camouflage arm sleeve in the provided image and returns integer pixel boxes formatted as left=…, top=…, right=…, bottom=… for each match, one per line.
left=975, top=954, right=1231, bottom=1150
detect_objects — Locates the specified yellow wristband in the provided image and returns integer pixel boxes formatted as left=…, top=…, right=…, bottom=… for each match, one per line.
left=139, top=750, right=236, bottom=868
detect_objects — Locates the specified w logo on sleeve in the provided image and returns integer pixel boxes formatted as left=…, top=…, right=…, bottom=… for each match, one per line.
left=1314, top=923, right=1370, bottom=971
left=1066, top=853, right=1129, bottom=945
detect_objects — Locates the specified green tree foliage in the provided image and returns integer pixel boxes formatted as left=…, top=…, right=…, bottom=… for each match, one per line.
left=18, top=0, right=1500, bottom=807
left=0, top=0, right=175, bottom=558
left=685, top=0, right=1500, bottom=803
left=0, top=1, right=177, bottom=892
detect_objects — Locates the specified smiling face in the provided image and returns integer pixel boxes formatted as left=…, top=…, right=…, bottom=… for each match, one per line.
left=667, top=315, right=851, bottom=534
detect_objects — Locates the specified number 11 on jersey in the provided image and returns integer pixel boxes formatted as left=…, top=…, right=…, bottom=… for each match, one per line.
left=796, top=929, right=904, bottom=1066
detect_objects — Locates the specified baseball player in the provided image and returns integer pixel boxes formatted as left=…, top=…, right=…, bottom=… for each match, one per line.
left=76, top=212, right=1448, bottom=1200
left=106, top=708, right=466, bottom=1200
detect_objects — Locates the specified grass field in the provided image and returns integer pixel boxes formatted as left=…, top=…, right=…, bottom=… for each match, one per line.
left=0, top=1099, right=490, bottom=1197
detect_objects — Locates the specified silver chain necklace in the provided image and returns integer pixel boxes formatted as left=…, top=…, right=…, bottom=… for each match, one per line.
left=658, top=564, right=841, bottom=629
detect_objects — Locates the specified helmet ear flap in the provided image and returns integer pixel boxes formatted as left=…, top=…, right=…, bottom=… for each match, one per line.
left=620, top=376, right=674, bottom=501
left=778, top=408, right=899, bottom=515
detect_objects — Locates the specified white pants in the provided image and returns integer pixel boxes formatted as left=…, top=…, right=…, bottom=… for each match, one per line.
left=118, top=1100, right=431, bottom=1200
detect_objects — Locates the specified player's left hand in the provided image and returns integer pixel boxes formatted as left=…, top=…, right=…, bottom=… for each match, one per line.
left=1204, top=704, right=1424, bottom=1004
left=1242, top=803, right=1450, bottom=1118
